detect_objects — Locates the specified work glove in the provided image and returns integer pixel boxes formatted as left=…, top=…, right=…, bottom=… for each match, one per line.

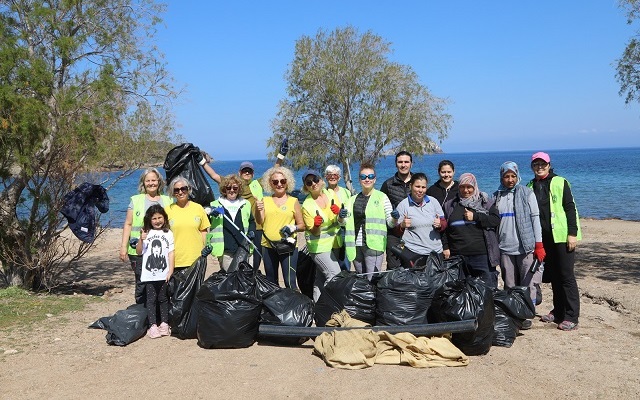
left=211, top=206, right=225, bottom=217
left=247, top=230, right=255, bottom=240
left=330, top=199, right=340, bottom=215
left=534, top=242, right=546, bottom=262
left=280, top=224, right=296, bottom=237
left=390, top=209, right=400, bottom=219
left=201, top=244, right=213, bottom=257
left=338, top=204, right=348, bottom=219
left=277, top=137, right=289, bottom=159
left=314, top=210, right=324, bottom=227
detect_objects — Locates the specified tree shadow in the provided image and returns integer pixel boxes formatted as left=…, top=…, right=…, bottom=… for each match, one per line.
left=55, top=256, right=132, bottom=296
left=576, top=242, right=640, bottom=284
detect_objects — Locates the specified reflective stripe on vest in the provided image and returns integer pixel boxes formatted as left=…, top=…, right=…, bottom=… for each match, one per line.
left=128, top=194, right=172, bottom=255
left=207, top=199, right=252, bottom=256
left=344, top=189, right=387, bottom=261
left=303, top=189, right=341, bottom=253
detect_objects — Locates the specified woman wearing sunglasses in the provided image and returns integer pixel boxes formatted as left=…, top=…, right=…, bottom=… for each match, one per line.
left=324, top=165, right=351, bottom=271
left=166, top=176, right=211, bottom=269
left=341, top=163, right=396, bottom=280
left=206, top=174, right=256, bottom=271
left=395, top=173, right=447, bottom=264
left=300, top=169, right=344, bottom=300
left=255, top=166, right=304, bottom=289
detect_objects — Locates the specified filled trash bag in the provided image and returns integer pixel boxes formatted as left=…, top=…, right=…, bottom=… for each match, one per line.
left=196, top=264, right=261, bottom=349
left=167, top=256, right=207, bottom=339
left=375, top=267, right=431, bottom=326
left=430, top=277, right=495, bottom=356
left=255, top=269, right=281, bottom=299
left=492, top=304, right=518, bottom=347
left=89, top=304, right=148, bottom=346
left=163, top=143, right=215, bottom=206
left=494, top=286, right=536, bottom=321
left=418, top=253, right=465, bottom=291
left=260, top=288, right=314, bottom=345
left=296, top=245, right=315, bottom=299
left=314, top=271, right=376, bottom=327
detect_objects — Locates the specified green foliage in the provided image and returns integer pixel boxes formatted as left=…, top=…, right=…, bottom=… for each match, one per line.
left=269, top=26, right=452, bottom=191
left=0, top=0, right=181, bottom=290
left=616, top=0, right=640, bottom=105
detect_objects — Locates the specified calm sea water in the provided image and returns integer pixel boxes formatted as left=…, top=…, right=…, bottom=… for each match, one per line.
left=101, top=147, right=640, bottom=226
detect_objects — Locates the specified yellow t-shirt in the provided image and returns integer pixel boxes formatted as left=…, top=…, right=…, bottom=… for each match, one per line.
left=166, top=201, right=211, bottom=267
left=261, top=196, right=298, bottom=248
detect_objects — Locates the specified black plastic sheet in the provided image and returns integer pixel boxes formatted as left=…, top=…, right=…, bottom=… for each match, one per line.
left=314, top=271, right=376, bottom=327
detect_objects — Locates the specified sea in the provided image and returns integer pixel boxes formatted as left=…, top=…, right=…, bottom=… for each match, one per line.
left=100, top=147, right=640, bottom=227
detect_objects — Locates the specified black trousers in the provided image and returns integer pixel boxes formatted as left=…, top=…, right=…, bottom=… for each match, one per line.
left=128, top=254, right=145, bottom=304
left=146, top=280, right=169, bottom=326
left=385, top=234, right=404, bottom=270
left=542, top=235, right=580, bottom=323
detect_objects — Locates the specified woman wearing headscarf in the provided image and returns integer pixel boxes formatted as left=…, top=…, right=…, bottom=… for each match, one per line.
left=528, top=152, right=581, bottom=331
left=493, top=162, right=545, bottom=305
left=119, top=168, right=173, bottom=303
left=442, top=173, right=500, bottom=288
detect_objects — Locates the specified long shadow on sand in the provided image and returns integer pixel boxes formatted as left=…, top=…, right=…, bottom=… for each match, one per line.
left=576, top=242, right=640, bottom=284
left=55, top=257, right=132, bottom=296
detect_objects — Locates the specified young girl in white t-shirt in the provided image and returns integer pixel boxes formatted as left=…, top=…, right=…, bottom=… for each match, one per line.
left=136, top=204, right=175, bottom=338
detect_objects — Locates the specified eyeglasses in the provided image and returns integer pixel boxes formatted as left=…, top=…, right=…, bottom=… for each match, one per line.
left=304, top=176, right=320, bottom=186
left=225, top=185, right=239, bottom=191
left=359, top=173, right=376, bottom=181
left=173, top=186, right=189, bottom=194
left=271, top=179, right=287, bottom=186
left=325, top=173, right=339, bottom=179
left=240, top=169, right=254, bottom=174
left=531, top=162, right=548, bottom=169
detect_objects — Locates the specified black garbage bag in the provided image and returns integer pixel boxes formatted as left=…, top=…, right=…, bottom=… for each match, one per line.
left=255, top=270, right=281, bottom=299
left=314, top=271, right=376, bottom=327
left=196, top=264, right=261, bottom=348
left=89, top=304, right=148, bottom=346
left=375, top=267, right=431, bottom=326
left=430, top=277, right=495, bottom=356
left=296, top=245, right=315, bottom=299
left=494, top=286, right=536, bottom=321
left=260, top=288, right=314, bottom=345
left=163, top=143, right=215, bottom=206
left=167, top=256, right=207, bottom=339
left=419, top=253, right=465, bottom=291
left=493, top=304, right=518, bottom=347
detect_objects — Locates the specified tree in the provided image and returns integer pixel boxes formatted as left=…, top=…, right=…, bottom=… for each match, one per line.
left=616, top=0, right=640, bottom=105
left=0, top=0, right=180, bottom=290
left=268, top=26, right=452, bottom=192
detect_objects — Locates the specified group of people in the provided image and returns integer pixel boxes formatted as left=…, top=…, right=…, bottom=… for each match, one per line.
left=119, top=147, right=582, bottom=338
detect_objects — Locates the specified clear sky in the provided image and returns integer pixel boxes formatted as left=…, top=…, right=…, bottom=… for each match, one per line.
left=155, top=1, right=640, bottom=161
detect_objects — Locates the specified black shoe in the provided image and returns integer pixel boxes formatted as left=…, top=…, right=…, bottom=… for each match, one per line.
left=520, top=319, right=533, bottom=330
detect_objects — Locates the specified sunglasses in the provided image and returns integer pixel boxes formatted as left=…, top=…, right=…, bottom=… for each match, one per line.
left=359, top=173, right=376, bottom=181
left=325, top=173, right=339, bottom=179
left=225, top=185, right=239, bottom=191
left=173, top=186, right=189, bottom=194
left=240, top=169, right=254, bottom=174
left=531, top=162, right=548, bottom=169
left=271, top=179, right=287, bottom=186
left=304, top=176, right=320, bottom=186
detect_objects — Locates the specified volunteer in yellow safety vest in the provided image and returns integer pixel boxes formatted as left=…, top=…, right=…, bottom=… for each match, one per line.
left=324, top=164, right=352, bottom=271
left=206, top=174, right=255, bottom=271
left=339, top=163, right=397, bottom=280
left=119, top=168, right=173, bottom=304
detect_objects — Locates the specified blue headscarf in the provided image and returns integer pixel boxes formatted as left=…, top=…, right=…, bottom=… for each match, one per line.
left=498, top=161, right=521, bottom=192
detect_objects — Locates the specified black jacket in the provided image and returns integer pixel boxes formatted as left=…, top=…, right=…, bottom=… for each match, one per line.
left=529, top=171, right=579, bottom=237
left=61, top=183, right=109, bottom=243
left=426, top=180, right=459, bottom=207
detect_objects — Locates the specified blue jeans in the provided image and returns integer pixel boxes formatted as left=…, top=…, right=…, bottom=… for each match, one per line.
left=262, top=246, right=298, bottom=290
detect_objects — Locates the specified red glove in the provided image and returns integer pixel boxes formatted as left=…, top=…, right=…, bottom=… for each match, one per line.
left=314, top=210, right=324, bottom=227
left=330, top=199, right=340, bottom=215
left=534, top=242, right=546, bottom=262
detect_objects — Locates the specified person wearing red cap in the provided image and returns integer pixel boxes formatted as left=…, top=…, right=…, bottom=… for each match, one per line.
left=528, top=151, right=582, bottom=331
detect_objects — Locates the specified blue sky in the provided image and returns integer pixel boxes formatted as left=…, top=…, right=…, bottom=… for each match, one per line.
left=156, top=1, right=640, bottom=161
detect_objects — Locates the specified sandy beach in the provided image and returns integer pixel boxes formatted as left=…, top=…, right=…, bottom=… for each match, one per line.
left=1, top=218, right=639, bottom=399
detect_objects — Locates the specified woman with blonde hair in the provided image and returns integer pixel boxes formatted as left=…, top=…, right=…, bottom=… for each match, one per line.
left=206, top=174, right=255, bottom=271
left=120, top=167, right=173, bottom=303
left=255, top=166, right=304, bottom=289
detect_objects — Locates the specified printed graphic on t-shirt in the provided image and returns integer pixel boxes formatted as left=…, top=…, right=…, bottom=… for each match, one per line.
left=140, top=230, right=174, bottom=282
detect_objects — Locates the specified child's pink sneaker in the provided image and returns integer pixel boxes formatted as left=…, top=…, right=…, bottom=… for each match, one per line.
left=158, top=322, right=171, bottom=336
left=147, top=324, right=161, bottom=339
